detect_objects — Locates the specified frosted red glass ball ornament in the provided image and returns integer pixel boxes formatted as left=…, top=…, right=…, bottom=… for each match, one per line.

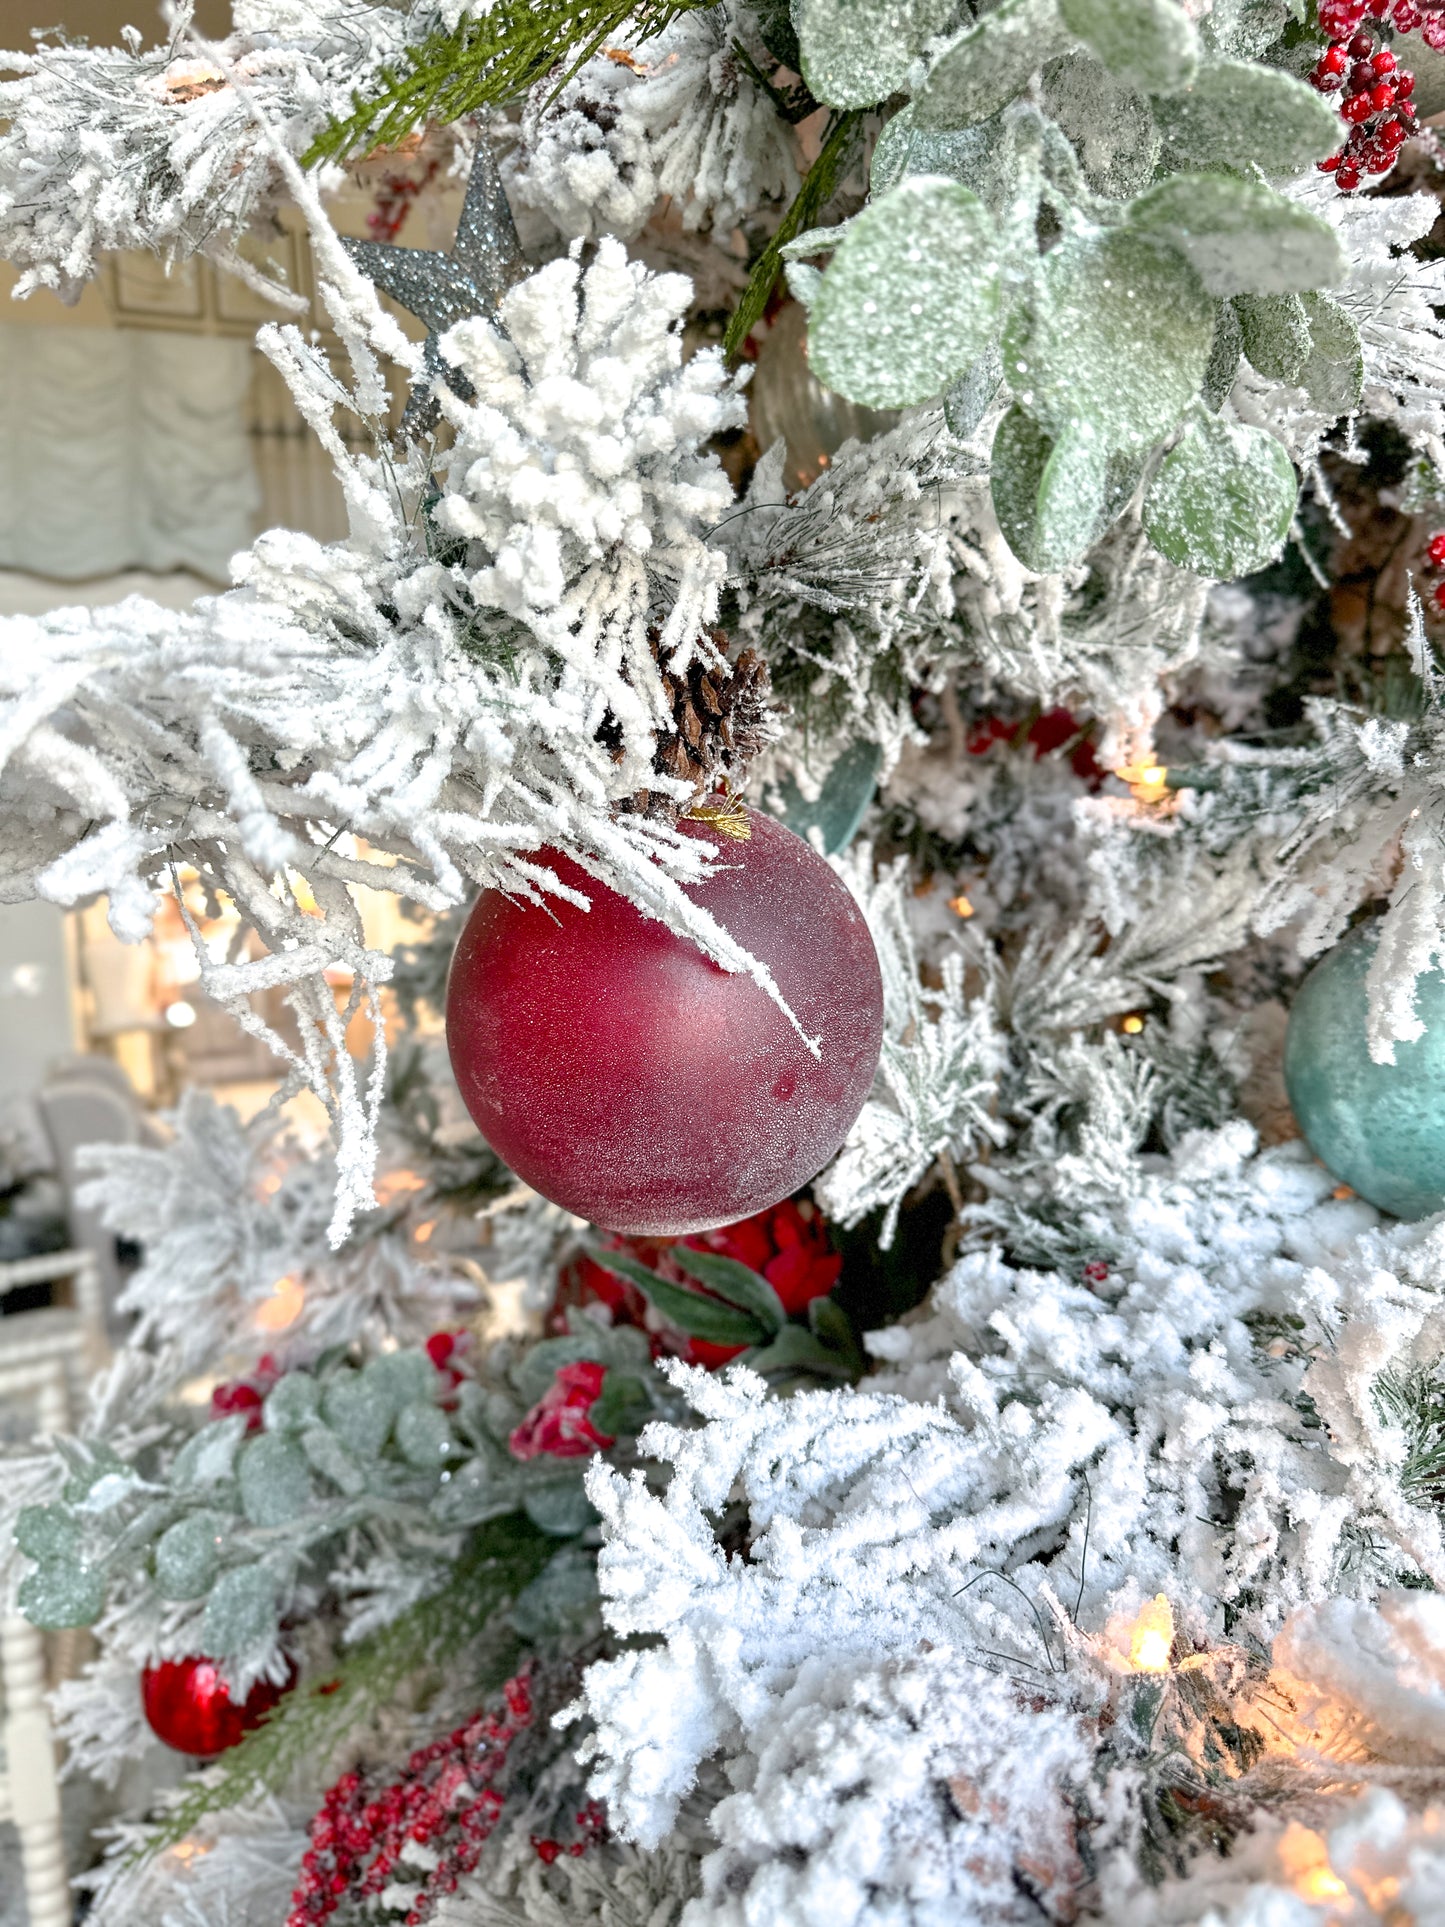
left=142, top=1654, right=292, bottom=1758
left=445, top=809, right=884, bottom=1234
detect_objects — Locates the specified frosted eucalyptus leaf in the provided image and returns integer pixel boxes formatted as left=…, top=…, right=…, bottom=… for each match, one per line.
left=19, top=1558, right=105, bottom=1630
left=323, top=1367, right=393, bottom=1459
left=1002, top=227, right=1214, bottom=453
left=1057, top=0, right=1197, bottom=94
left=263, top=1372, right=320, bottom=1434
left=1235, top=292, right=1311, bottom=383
left=201, top=1565, right=278, bottom=1659
left=1143, top=411, right=1296, bottom=575
left=1298, top=291, right=1363, bottom=413
left=511, top=1546, right=600, bottom=1643
left=154, top=1509, right=228, bottom=1599
left=914, top=0, right=1071, bottom=131
left=299, top=1423, right=367, bottom=1496
left=365, top=1350, right=434, bottom=1411
left=768, top=737, right=883, bottom=853
left=991, top=407, right=1139, bottom=569
left=171, top=1412, right=249, bottom=1489
left=871, top=105, right=995, bottom=197
left=1128, top=175, right=1344, bottom=295
left=15, top=1502, right=81, bottom=1563
left=1203, top=299, right=1242, bottom=410
left=395, top=1400, right=455, bottom=1469
left=238, top=1432, right=311, bottom=1527
left=810, top=176, right=1003, bottom=408
left=1199, top=0, right=1297, bottom=58
left=797, top=0, right=956, bottom=107
left=945, top=343, right=1004, bottom=438
left=1041, top=53, right=1160, bottom=197
left=524, top=1478, right=599, bottom=1537
left=1153, top=60, right=1340, bottom=177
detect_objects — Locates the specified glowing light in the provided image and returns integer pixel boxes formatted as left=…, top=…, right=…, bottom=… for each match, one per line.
left=1128, top=1595, right=1174, bottom=1673
left=412, top=1219, right=437, bottom=1245
left=164, top=1000, right=198, bottom=1028
left=256, top=1274, right=304, bottom=1333
left=1277, top=1823, right=1350, bottom=1905
left=1115, top=763, right=1171, bottom=805
left=948, top=894, right=976, bottom=919
left=374, top=1167, right=427, bottom=1206
left=284, top=870, right=322, bottom=917
left=1332, top=1184, right=1354, bottom=1201
left=1121, top=1014, right=1144, bottom=1035
left=167, top=1837, right=214, bottom=1866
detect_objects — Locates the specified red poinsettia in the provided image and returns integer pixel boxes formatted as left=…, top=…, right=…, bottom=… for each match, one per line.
left=508, top=1360, right=616, bottom=1461
left=553, top=1198, right=842, bottom=1368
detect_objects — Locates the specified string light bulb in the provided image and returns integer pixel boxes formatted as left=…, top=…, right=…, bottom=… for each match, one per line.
left=1127, top=1595, right=1174, bottom=1673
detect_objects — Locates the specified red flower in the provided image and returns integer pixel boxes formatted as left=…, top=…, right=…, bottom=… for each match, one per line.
left=508, top=1360, right=616, bottom=1461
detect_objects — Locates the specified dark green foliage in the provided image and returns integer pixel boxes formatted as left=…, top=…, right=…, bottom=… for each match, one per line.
left=306, top=0, right=710, bottom=166
left=1374, top=1365, right=1445, bottom=1509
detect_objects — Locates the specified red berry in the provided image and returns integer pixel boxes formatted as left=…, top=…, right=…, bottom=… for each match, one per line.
left=1349, top=56, right=1376, bottom=84
left=1369, top=0, right=1390, bottom=15
left=1349, top=27, right=1375, bottom=50
left=1394, top=2, right=1422, bottom=28
left=1324, top=41, right=1350, bottom=68
left=445, top=812, right=884, bottom=1235
left=1397, top=68, right=1417, bottom=94
left=1371, top=46, right=1398, bottom=68
left=1432, top=580, right=1445, bottom=611
left=1424, top=16, right=1445, bottom=46
left=1319, top=150, right=1343, bottom=169
left=1315, top=67, right=1346, bottom=88
left=1370, top=79, right=1396, bottom=107
left=1337, top=161, right=1363, bottom=187
left=1381, top=115, right=1409, bottom=143
left=1428, top=533, right=1445, bottom=567
left=1343, top=89, right=1375, bottom=118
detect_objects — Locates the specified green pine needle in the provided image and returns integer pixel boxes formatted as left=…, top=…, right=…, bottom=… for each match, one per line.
left=722, top=110, right=864, bottom=364
left=305, top=0, right=709, bottom=166
left=137, top=1514, right=554, bottom=1861
left=1374, top=1365, right=1445, bottom=1509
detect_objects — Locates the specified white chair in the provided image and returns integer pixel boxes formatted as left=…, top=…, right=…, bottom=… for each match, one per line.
left=0, top=1251, right=108, bottom=1422
left=34, top=1083, right=148, bottom=1331
left=0, top=1353, right=75, bottom=1927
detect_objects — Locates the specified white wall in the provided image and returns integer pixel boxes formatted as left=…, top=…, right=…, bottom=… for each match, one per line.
left=0, top=902, right=77, bottom=1102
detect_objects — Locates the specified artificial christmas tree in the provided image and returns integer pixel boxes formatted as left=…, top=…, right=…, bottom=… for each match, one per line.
left=8, top=0, right=1445, bottom=1921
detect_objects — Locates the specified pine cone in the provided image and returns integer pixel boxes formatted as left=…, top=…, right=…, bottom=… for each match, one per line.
left=604, top=629, right=777, bottom=817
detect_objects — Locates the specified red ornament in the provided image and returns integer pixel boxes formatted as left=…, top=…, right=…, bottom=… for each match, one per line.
left=445, top=810, right=884, bottom=1235
left=142, top=1655, right=292, bottom=1758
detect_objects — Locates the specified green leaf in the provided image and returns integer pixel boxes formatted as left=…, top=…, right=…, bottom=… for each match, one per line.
left=1235, top=292, right=1311, bottom=383
left=1297, top=291, right=1363, bottom=414
left=15, top=1503, right=80, bottom=1564
left=1041, top=53, right=1160, bottom=197
left=238, top=1433, right=312, bottom=1528
left=991, top=408, right=1140, bottom=569
left=587, top=1371, right=652, bottom=1439
left=1128, top=175, right=1344, bottom=296
left=724, top=110, right=864, bottom=361
left=1202, top=298, right=1242, bottom=410
left=744, top=1324, right=857, bottom=1381
left=767, top=737, right=883, bottom=854
left=944, top=344, right=1004, bottom=438
left=154, top=1510, right=228, bottom=1600
left=1152, top=59, right=1340, bottom=178
left=1142, top=410, right=1296, bottom=576
left=395, top=1401, right=456, bottom=1470
left=914, top=0, right=1072, bottom=130
left=1057, top=0, right=1197, bottom=94
left=871, top=105, right=997, bottom=198
left=172, top=1413, right=249, bottom=1489
left=797, top=0, right=956, bottom=108
left=18, top=1559, right=105, bottom=1630
left=672, top=1247, right=787, bottom=1335
left=523, top=1479, right=599, bottom=1537
left=1002, top=226, right=1215, bottom=454
left=808, top=1294, right=865, bottom=1378
left=810, top=176, right=1002, bottom=408
left=587, top=1249, right=768, bottom=1346
left=322, top=1368, right=393, bottom=1460
left=263, top=1373, right=319, bottom=1435
left=201, top=1565, right=279, bottom=1661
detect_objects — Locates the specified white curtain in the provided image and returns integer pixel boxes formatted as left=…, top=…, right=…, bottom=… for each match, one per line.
left=0, top=325, right=259, bottom=582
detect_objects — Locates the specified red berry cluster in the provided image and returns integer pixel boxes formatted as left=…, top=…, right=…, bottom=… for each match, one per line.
left=287, top=1669, right=536, bottom=1927
left=1421, top=528, right=1445, bottom=611
left=1312, top=0, right=1422, bottom=192
left=530, top=1799, right=608, bottom=1866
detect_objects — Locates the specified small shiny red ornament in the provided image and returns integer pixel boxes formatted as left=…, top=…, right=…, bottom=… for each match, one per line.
left=142, top=1655, right=292, bottom=1758
left=446, top=810, right=884, bottom=1235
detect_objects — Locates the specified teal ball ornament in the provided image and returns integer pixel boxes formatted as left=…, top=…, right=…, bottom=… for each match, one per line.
left=1284, top=921, right=1445, bottom=1220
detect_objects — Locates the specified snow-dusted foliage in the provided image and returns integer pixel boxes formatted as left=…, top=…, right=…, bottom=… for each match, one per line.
left=506, top=4, right=799, bottom=244
left=0, top=1, right=435, bottom=304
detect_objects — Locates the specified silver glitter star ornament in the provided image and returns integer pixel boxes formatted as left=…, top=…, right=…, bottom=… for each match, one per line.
left=341, top=140, right=525, bottom=434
